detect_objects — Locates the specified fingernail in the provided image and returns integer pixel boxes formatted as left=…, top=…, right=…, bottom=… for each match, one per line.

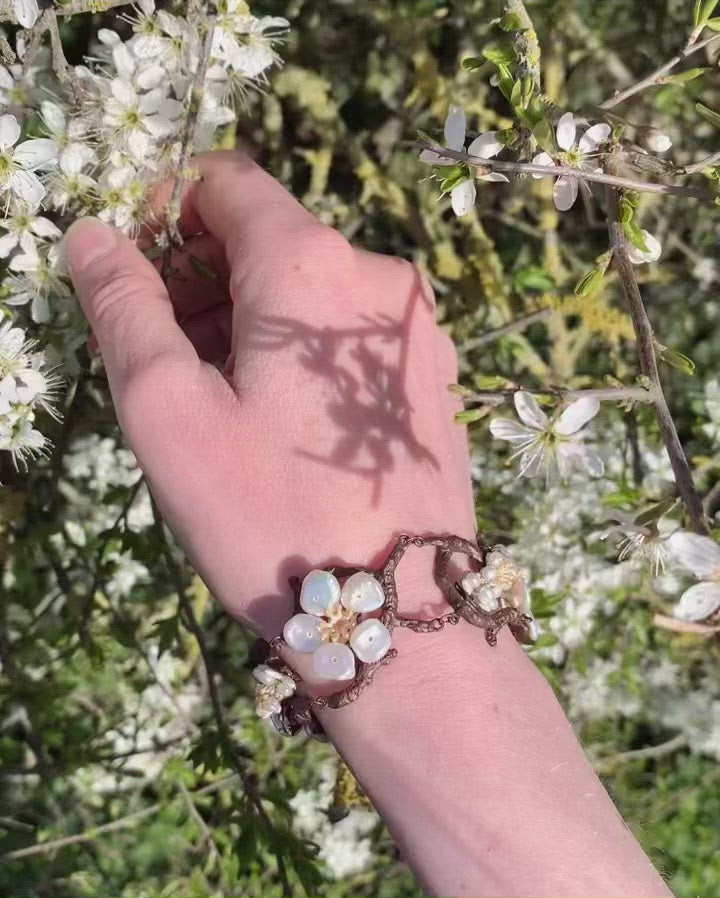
left=64, top=217, right=117, bottom=274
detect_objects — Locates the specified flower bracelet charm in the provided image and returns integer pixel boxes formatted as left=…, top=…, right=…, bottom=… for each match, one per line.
left=251, top=534, right=536, bottom=736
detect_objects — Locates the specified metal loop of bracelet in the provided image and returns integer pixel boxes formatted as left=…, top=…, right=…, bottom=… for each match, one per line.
left=250, top=534, right=537, bottom=737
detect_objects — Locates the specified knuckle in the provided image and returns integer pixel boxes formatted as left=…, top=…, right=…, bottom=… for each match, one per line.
left=89, top=269, right=159, bottom=335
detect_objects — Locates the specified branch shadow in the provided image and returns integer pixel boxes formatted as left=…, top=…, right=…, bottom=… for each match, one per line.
left=238, top=269, right=440, bottom=506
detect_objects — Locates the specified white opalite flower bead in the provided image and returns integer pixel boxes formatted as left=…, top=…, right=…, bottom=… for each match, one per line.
left=283, top=613, right=325, bottom=653
left=341, top=571, right=385, bottom=612
left=462, top=572, right=483, bottom=592
left=300, top=569, right=341, bottom=615
left=313, top=642, right=356, bottom=680
left=349, top=618, right=391, bottom=663
left=486, top=550, right=505, bottom=567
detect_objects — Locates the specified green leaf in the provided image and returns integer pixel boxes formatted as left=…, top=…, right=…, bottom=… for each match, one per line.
left=439, top=167, right=468, bottom=194
left=666, top=67, right=709, bottom=84
left=510, top=78, right=523, bottom=108
left=623, top=221, right=650, bottom=253
left=705, top=16, right=720, bottom=29
left=462, top=56, right=486, bottom=72
left=455, top=408, right=489, bottom=424
left=152, top=614, right=180, bottom=656
left=695, top=0, right=719, bottom=24
left=696, top=102, right=720, bottom=129
left=482, top=46, right=518, bottom=66
left=532, top=120, right=554, bottom=152
left=634, top=497, right=678, bottom=528
left=532, top=632, right=559, bottom=648
left=658, top=346, right=696, bottom=375
left=575, top=267, right=605, bottom=297
left=499, top=11, right=524, bottom=31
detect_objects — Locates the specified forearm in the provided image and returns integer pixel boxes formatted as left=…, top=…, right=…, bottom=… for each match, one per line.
left=321, top=617, right=671, bottom=897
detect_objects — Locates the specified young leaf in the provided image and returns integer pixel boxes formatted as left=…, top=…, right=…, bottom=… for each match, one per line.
left=624, top=221, right=650, bottom=253
left=499, top=11, right=524, bottom=31
left=666, top=67, right=709, bottom=84
left=696, top=102, right=720, bottom=129
left=575, top=266, right=605, bottom=297
left=455, top=408, right=490, bottom=424
left=482, top=46, right=518, bottom=66
left=462, top=56, right=487, bottom=72
left=658, top=346, right=696, bottom=375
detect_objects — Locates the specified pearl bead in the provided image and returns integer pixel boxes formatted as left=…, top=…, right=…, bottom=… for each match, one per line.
left=300, top=570, right=341, bottom=615
left=349, top=618, right=391, bottom=663
left=341, top=571, right=385, bottom=612
left=462, top=572, right=483, bottom=593
left=313, top=643, right=356, bottom=681
left=484, top=567, right=497, bottom=581
left=283, top=613, right=325, bottom=653
left=486, top=551, right=504, bottom=567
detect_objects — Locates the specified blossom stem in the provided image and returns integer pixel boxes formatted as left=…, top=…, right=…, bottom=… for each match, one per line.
left=599, top=32, right=720, bottom=110
left=418, top=142, right=713, bottom=200
left=164, top=12, right=217, bottom=248
left=606, top=186, right=707, bottom=534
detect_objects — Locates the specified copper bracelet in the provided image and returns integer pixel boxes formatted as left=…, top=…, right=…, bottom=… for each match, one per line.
left=250, top=534, right=536, bottom=737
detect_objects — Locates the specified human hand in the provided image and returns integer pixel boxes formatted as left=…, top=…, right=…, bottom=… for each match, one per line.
left=64, top=150, right=475, bottom=642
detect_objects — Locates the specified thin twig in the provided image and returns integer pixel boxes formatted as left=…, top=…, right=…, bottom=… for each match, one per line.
left=681, top=151, right=720, bottom=175
left=151, top=505, right=294, bottom=898
left=0, top=775, right=239, bottom=861
left=461, top=386, right=653, bottom=406
left=418, top=142, right=713, bottom=201
left=606, top=186, right=707, bottom=533
left=593, top=734, right=687, bottom=773
left=462, top=309, right=552, bottom=351
left=600, top=32, right=720, bottom=110
left=164, top=13, right=217, bottom=246
left=703, top=479, right=720, bottom=519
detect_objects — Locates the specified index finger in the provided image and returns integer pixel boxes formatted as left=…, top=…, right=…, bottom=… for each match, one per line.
left=157, top=150, right=319, bottom=262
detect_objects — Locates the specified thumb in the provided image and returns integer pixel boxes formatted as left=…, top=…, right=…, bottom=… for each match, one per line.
left=64, top=217, right=195, bottom=397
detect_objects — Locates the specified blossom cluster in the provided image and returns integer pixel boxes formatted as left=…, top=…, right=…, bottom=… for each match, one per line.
left=0, top=0, right=288, bottom=465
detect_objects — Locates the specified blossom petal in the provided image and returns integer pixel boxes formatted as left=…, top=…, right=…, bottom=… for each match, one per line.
left=8, top=170, right=45, bottom=205
left=673, top=582, right=720, bottom=622
left=531, top=151, right=555, bottom=179
left=40, top=101, right=66, bottom=135
left=578, top=123, right=611, bottom=154
left=444, top=107, right=466, bottom=151
left=419, top=149, right=454, bottom=166
left=13, top=0, right=40, bottom=28
left=467, top=131, right=503, bottom=159
left=489, top=419, right=536, bottom=444
left=478, top=172, right=509, bottom=182
left=13, top=138, right=58, bottom=171
left=31, top=217, right=62, bottom=239
left=0, top=113, right=21, bottom=151
left=0, top=233, right=19, bottom=258
left=518, top=441, right=546, bottom=478
left=627, top=230, right=662, bottom=265
left=555, top=396, right=600, bottom=435
left=450, top=179, right=475, bottom=216
left=667, top=531, right=720, bottom=579
left=514, top=391, right=547, bottom=430
left=556, top=112, right=577, bottom=151
left=553, top=175, right=579, bottom=211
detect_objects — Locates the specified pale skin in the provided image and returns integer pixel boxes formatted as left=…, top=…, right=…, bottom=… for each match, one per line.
left=64, top=151, right=672, bottom=898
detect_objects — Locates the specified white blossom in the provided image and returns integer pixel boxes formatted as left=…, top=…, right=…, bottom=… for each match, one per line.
left=420, top=107, right=508, bottom=216
left=489, top=391, right=604, bottom=481
left=667, top=531, right=720, bottom=622
left=627, top=229, right=662, bottom=265
left=532, top=112, right=611, bottom=211
left=0, top=114, right=58, bottom=207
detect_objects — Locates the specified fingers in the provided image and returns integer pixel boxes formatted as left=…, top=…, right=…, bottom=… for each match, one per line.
left=64, top=217, right=197, bottom=396
left=159, top=150, right=318, bottom=263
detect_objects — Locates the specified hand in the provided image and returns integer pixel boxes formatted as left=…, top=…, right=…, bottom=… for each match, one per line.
left=65, top=150, right=475, bottom=641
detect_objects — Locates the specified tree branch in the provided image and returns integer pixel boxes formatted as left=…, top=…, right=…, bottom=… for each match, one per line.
left=418, top=142, right=713, bottom=200
left=151, top=506, right=294, bottom=898
left=605, top=187, right=707, bottom=533
left=461, top=385, right=653, bottom=406
left=462, top=309, right=552, bottom=351
left=600, top=32, right=720, bottom=109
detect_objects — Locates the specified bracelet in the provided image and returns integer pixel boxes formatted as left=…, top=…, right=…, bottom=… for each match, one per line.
left=250, top=533, right=536, bottom=737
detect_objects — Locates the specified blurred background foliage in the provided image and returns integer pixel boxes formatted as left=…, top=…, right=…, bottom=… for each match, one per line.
left=2, top=0, right=720, bottom=894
